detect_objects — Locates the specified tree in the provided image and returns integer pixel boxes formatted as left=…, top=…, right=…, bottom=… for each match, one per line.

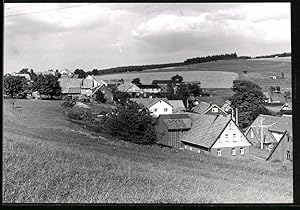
left=92, top=69, right=98, bottom=75
left=103, top=101, right=157, bottom=145
left=176, top=83, right=191, bottom=107
left=19, top=68, right=29, bottom=74
left=187, top=83, right=202, bottom=96
left=131, top=78, right=141, bottom=85
left=269, top=86, right=275, bottom=92
left=32, top=74, right=61, bottom=99
left=112, top=90, right=131, bottom=105
left=95, top=90, right=107, bottom=103
left=276, top=86, right=281, bottom=92
left=4, top=76, right=27, bottom=98
left=229, top=80, right=266, bottom=128
left=29, top=69, right=38, bottom=81
left=74, top=69, right=86, bottom=78
left=171, top=74, right=183, bottom=83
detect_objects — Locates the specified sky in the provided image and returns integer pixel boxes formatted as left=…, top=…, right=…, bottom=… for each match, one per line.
left=4, top=3, right=291, bottom=73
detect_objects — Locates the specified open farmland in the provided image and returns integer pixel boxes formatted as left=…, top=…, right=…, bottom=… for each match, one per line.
left=99, top=57, right=291, bottom=91
left=3, top=99, right=292, bottom=203
left=98, top=71, right=239, bottom=89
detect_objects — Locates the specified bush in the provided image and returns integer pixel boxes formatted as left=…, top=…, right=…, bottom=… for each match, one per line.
left=60, top=98, right=77, bottom=109
left=65, top=106, right=95, bottom=123
left=103, top=101, right=158, bottom=145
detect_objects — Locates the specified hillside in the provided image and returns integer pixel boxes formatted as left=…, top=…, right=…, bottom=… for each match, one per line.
left=3, top=99, right=293, bottom=203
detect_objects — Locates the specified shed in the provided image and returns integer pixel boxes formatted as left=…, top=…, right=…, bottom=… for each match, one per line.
left=156, top=114, right=192, bottom=148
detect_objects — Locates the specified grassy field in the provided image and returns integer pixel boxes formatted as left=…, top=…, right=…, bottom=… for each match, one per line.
left=99, top=57, right=291, bottom=92
left=98, top=71, right=238, bottom=89
left=3, top=99, right=293, bottom=203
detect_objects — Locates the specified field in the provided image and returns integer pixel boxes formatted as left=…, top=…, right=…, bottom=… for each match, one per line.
left=3, top=99, right=293, bottom=203
left=99, top=71, right=239, bottom=89
left=99, top=57, right=291, bottom=92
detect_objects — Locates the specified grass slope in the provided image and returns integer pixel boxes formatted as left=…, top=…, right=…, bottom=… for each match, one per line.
left=3, top=99, right=293, bottom=203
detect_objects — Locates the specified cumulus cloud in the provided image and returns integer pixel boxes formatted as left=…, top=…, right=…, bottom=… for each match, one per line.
left=4, top=3, right=291, bottom=73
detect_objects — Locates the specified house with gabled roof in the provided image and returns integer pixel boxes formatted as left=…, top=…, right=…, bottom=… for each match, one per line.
left=130, top=98, right=173, bottom=117
left=117, top=83, right=144, bottom=97
left=136, top=84, right=162, bottom=94
left=169, top=100, right=186, bottom=113
left=280, top=102, right=292, bottom=115
left=58, top=77, right=83, bottom=99
left=80, top=75, right=108, bottom=96
left=181, top=113, right=252, bottom=158
left=245, top=114, right=292, bottom=161
left=156, top=114, right=192, bottom=148
left=191, top=101, right=211, bottom=114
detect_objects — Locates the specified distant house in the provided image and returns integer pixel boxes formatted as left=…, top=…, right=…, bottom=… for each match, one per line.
left=221, top=100, right=232, bottom=113
left=130, top=98, right=173, bottom=117
left=245, top=114, right=293, bottom=161
left=263, top=92, right=286, bottom=104
left=136, top=84, right=162, bottom=95
left=156, top=114, right=192, bottom=148
left=197, top=96, right=225, bottom=107
left=117, top=83, right=144, bottom=97
left=152, top=80, right=173, bottom=93
left=181, top=113, right=251, bottom=159
left=40, top=70, right=56, bottom=76
left=81, top=75, right=107, bottom=96
left=60, top=69, right=73, bottom=77
left=103, top=79, right=124, bottom=86
left=266, top=131, right=292, bottom=162
left=191, top=101, right=211, bottom=114
left=58, top=78, right=83, bottom=99
left=280, top=102, right=292, bottom=114
left=169, top=100, right=186, bottom=113
left=90, top=84, right=114, bottom=104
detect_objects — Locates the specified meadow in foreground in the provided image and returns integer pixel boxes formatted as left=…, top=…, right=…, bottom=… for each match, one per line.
left=3, top=99, right=293, bottom=203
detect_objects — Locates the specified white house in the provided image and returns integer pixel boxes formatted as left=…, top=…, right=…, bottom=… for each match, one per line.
left=130, top=98, right=173, bottom=117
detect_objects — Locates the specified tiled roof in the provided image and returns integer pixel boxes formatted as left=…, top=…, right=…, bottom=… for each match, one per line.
left=82, top=78, right=94, bottom=89
left=117, top=83, right=142, bottom=93
left=249, top=126, right=277, bottom=144
left=169, top=100, right=185, bottom=111
left=181, top=114, right=231, bottom=148
left=68, top=87, right=81, bottom=94
left=137, top=84, right=161, bottom=89
left=130, top=98, right=172, bottom=108
left=197, top=96, right=226, bottom=107
left=92, top=76, right=107, bottom=87
left=159, top=114, right=191, bottom=130
left=59, top=78, right=83, bottom=94
left=281, top=102, right=292, bottom=110
left=269, top=115, right=292, bottom=135
left=192, top=101, right=211, bottom=114
left=269, top=92, right=286, bottom=102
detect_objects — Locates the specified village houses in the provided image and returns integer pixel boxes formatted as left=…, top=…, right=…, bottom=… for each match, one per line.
left=130, top=98, right=173, bottom=117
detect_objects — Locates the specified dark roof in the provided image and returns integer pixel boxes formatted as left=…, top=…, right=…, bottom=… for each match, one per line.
left=168, top=100, right=185, bottom=112
left=181, top=115, right=232, bottom=148
left=137, top=84, right=161, bottom=89
left=192, top=101, right=211, bottom=114
left=269, top=92, right=286, bottom=102
left=152, top=80, right=173, bottom=84
left=197, top=96, right=226, bottom=107
left=159, top=114, right=192, bottom=130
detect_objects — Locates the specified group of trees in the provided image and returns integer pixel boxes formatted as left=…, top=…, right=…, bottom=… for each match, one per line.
left=183, top=53, right=239, bottom=64
left=229, top=80, right=273, bottom=128
left=254, top=52, right=291, bottom=59
left=4, top=69, right=61, bottom=99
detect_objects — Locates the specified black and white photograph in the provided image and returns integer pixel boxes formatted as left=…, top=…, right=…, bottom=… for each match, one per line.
left=3, top=2, right=293, bottom=203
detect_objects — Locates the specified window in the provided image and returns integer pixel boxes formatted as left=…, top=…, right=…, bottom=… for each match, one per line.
left=217, top=149, right=221, bottom=156
left=154, top=108, right=158, bottom=112
left=233, top=134, right=237, bottom=142
left=225, top=134, right=229, bottom=142
left=184, top=145, right=187, bottom=150
left=287, top=151, right=291, bottom=160
left=164, top=108, right=168, bottom=112
left=212, top=108, right=218, bottom=113
left=190, top=147, right=192, bottom=151
left=240, top=148, right=244, bottom=155
left=231, top=148, right=236, bottom=156
left=198, top=149, right=200, bottom=154
left=250, top=130, right=254, bottom=138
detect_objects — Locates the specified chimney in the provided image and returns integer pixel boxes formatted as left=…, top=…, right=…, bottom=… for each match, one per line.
left=235, top=108, right=239, bottom=126
left=209, top=101, right=212, bottom=106
left=231, top=108, right=235, bottom=122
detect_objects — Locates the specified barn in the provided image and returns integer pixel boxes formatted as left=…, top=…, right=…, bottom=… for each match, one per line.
left=156, top=114, right=192, bottom=148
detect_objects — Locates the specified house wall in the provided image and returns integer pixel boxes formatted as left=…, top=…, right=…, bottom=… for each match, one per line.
left=268, top=134, right=293, bottom=162
left=149, top=100, right=173, bottom=117
left=81, top=89, right=93, bottom=96
left=141, top=88, right=161, bottom=93
left=210, top=146, right=250, bottom=159
left=204, top=105, right=227, bottom=116
left=212, top=121, right=251, bottom=149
